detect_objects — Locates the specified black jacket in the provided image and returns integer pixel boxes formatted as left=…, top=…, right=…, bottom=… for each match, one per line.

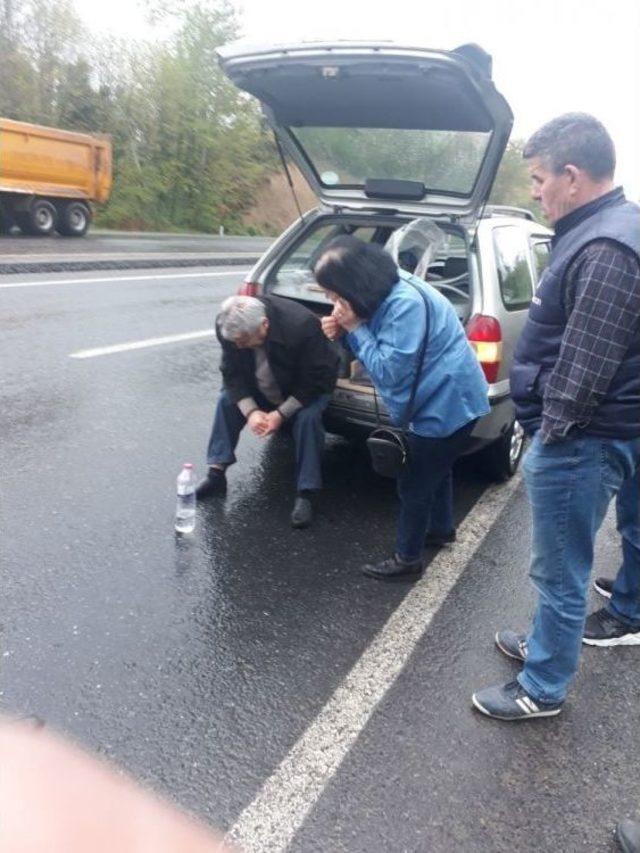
left=217, top=296, right=339, bottom=407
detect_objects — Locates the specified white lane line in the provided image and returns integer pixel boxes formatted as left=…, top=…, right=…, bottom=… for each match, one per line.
left=227, top=473, right=523, bottom=852
left=0, top=269, right=251, bottom=290
left=70, top=330, right=215, bottom=359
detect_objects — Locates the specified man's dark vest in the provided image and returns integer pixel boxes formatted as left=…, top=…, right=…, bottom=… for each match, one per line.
left=510, top=196, right=640, bottom=438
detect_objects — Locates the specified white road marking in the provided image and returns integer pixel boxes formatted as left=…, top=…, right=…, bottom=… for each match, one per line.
left=70, top=330, right=215, bottom=359
left=227, top=473, right=523, bottom=852
left=0, top=269, right=251, bottom=290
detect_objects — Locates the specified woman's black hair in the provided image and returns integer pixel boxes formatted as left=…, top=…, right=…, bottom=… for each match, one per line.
left=313, top=235, right=400, bottom=319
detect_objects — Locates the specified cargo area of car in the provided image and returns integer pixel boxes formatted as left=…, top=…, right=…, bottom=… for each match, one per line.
left=263, top=214, right=473, bottom=400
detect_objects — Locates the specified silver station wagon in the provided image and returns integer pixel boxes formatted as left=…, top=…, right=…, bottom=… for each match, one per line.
left=218, top=41, right=552, bottom=480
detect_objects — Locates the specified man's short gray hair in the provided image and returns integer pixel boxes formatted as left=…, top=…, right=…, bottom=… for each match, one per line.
left=217, top=295, right=267, bottom=341
left=523, top=112, right=615, bottom=180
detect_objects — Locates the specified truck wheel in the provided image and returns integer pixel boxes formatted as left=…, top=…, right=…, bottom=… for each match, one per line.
left=24, top=200, right=58, bottom=236
left=14, top=212, right=30, bottom=234
left=57, top=201, right=91, bottom=237
left=476, top=419, right=525, bottom=482
left=0, top=202, right=11, bottom=234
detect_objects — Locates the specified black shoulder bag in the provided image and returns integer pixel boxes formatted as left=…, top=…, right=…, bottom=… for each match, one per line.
left=366, top=282, right=431, bottom=478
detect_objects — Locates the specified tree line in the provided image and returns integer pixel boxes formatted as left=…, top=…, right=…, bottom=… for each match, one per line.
left=0, top=0, right=278, bottom=232
left=0, top=0, right=536, bottom=234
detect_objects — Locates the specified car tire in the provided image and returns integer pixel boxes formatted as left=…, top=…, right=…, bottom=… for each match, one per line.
left=21, top=199, right=58, bottom=236
left=57, top=201, right=91, bottom=237
left=476, top=419, right=525, bottom=482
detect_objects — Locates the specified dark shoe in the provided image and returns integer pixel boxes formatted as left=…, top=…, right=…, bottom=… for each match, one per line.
left=495, top=630, right=528, bottom=662
left=291, top=496, right=313, bottom=529
left=616, top=818, right=640, bottom=853
left=583, top=607, right=640, bottom=647
left=424, top=529, right=456, bottom=547
left=472, top=679, right=563, bottom=721
left=361, top=555, right=423, bottom=582
left=594, top=576, right=614, bottom=599
left=195, top=467, right=227, bottom=499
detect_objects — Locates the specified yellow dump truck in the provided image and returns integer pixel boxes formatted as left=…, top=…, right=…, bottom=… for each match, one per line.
left=0, top=118, right=112, bottom=237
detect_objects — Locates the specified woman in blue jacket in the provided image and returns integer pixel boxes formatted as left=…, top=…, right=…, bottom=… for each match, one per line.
left=315, top=236, right=489, bottom=581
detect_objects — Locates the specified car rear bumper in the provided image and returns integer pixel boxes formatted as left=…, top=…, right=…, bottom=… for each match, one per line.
left=323, top=386, right=515, bottom=454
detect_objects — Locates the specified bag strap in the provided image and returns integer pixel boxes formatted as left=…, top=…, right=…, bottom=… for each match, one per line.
left=372, top=278, right=431, bottom=431
left=401, top=280, right=431, bottom=430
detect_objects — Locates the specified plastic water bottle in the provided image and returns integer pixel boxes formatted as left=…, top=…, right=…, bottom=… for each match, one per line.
left=175, top=463, right=196, bottom=533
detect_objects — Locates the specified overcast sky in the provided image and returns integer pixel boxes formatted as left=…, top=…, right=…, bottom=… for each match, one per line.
left=74, top=0, right=640, bottom=199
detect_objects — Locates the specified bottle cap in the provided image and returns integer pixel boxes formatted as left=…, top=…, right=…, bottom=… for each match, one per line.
left=183, top=463, right=194, bottom=469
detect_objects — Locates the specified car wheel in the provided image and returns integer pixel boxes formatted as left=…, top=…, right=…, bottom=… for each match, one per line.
left=23, top=199, right=58, bottom=236
left=476, top=419, right=525, bottom=482
left=57, top=201, right=91, bottom=237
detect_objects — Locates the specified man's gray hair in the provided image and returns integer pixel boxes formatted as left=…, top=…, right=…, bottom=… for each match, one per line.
left=217, top=295, right=267, bottom=341
left=523, top=112, right=615, bottom=180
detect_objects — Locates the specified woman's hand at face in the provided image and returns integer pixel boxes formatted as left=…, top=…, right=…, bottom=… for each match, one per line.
left=332, top=297, right=361, bottom=333
left=320, top=314, right=343, bottom=341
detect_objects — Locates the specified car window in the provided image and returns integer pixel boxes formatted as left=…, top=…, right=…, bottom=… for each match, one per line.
left=531, top=239, right=551, bottom=283
left=293, top=127, right=491, bottom=195
left=269, top=224, right=376, bottom=301
left=493, top=226, right=535, bottom=310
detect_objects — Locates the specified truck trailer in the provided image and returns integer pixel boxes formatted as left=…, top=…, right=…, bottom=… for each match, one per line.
left=0, top=118, right=112, bottom=237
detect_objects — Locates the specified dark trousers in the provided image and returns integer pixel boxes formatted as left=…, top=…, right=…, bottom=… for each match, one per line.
left=206, top=390, right=331, bottom=492
left=396, top=420, right=476, bottom=561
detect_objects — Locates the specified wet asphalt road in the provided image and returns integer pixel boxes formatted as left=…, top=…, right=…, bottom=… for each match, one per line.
left=1, top=266, right=638, bottom=852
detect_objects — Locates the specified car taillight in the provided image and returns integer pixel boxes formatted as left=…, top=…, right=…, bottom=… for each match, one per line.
left=237, top=280, right=261, bottom=296
left=466, top=314, right=503, bottom=384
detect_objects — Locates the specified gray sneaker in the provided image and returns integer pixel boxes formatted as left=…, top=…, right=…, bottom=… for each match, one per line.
left=615, top=818, right=640, bottom=853
left=593, top=576, right=614, bottom=599
left=495, top=630, right=528, bottom=662
left=472, top=680, right=563, bottom=721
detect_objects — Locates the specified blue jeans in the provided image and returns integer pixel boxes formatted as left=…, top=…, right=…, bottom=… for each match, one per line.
left=395, top=420, right=476, bottom=562
left=518, top=433, right=640, bottom=704
left=608, top=467, right=640, bottom=627
left=206, top=390, right=331, bottom=492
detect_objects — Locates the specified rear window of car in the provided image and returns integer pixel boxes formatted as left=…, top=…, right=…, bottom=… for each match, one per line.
left=293, top=127, right=491, bottom=196
left=493, top=226, right=535, bottom=310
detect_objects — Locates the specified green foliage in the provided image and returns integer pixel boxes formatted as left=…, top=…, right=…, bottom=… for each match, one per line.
left=0, top=2, right=543, bottom=233
left=490, top=139, right=544, bottom=222
left=0, top=0, right=278, bottom=233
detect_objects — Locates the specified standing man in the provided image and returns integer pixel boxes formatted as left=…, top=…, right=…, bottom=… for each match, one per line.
left=196, top=295, right=339, bottom=528
left=472, top=113, right=640, bottom=721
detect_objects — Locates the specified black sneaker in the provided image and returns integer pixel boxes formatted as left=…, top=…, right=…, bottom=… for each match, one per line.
left=195, top=467, right=227, bottom=499
left=615, top=818, right=640, bottom=853
left=495, top=630, right=528, bottom=662
left=472, top=680, right=563, bottom=721
left=583, top=607, right=640, bottom=647
left=593, top=576, right=614, bottom=599
left=361, top=555, right=423, bottom=582
left=291, top=495, right=313, bottom=529
left=424, top=529, right=456, bottom=547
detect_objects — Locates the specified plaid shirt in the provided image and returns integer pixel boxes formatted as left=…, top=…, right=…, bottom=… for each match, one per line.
left=541, top=239, right=640, bottom=443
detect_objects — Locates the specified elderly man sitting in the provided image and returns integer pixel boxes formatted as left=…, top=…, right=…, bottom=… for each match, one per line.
left=196, top=294, right=339, bottom=528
